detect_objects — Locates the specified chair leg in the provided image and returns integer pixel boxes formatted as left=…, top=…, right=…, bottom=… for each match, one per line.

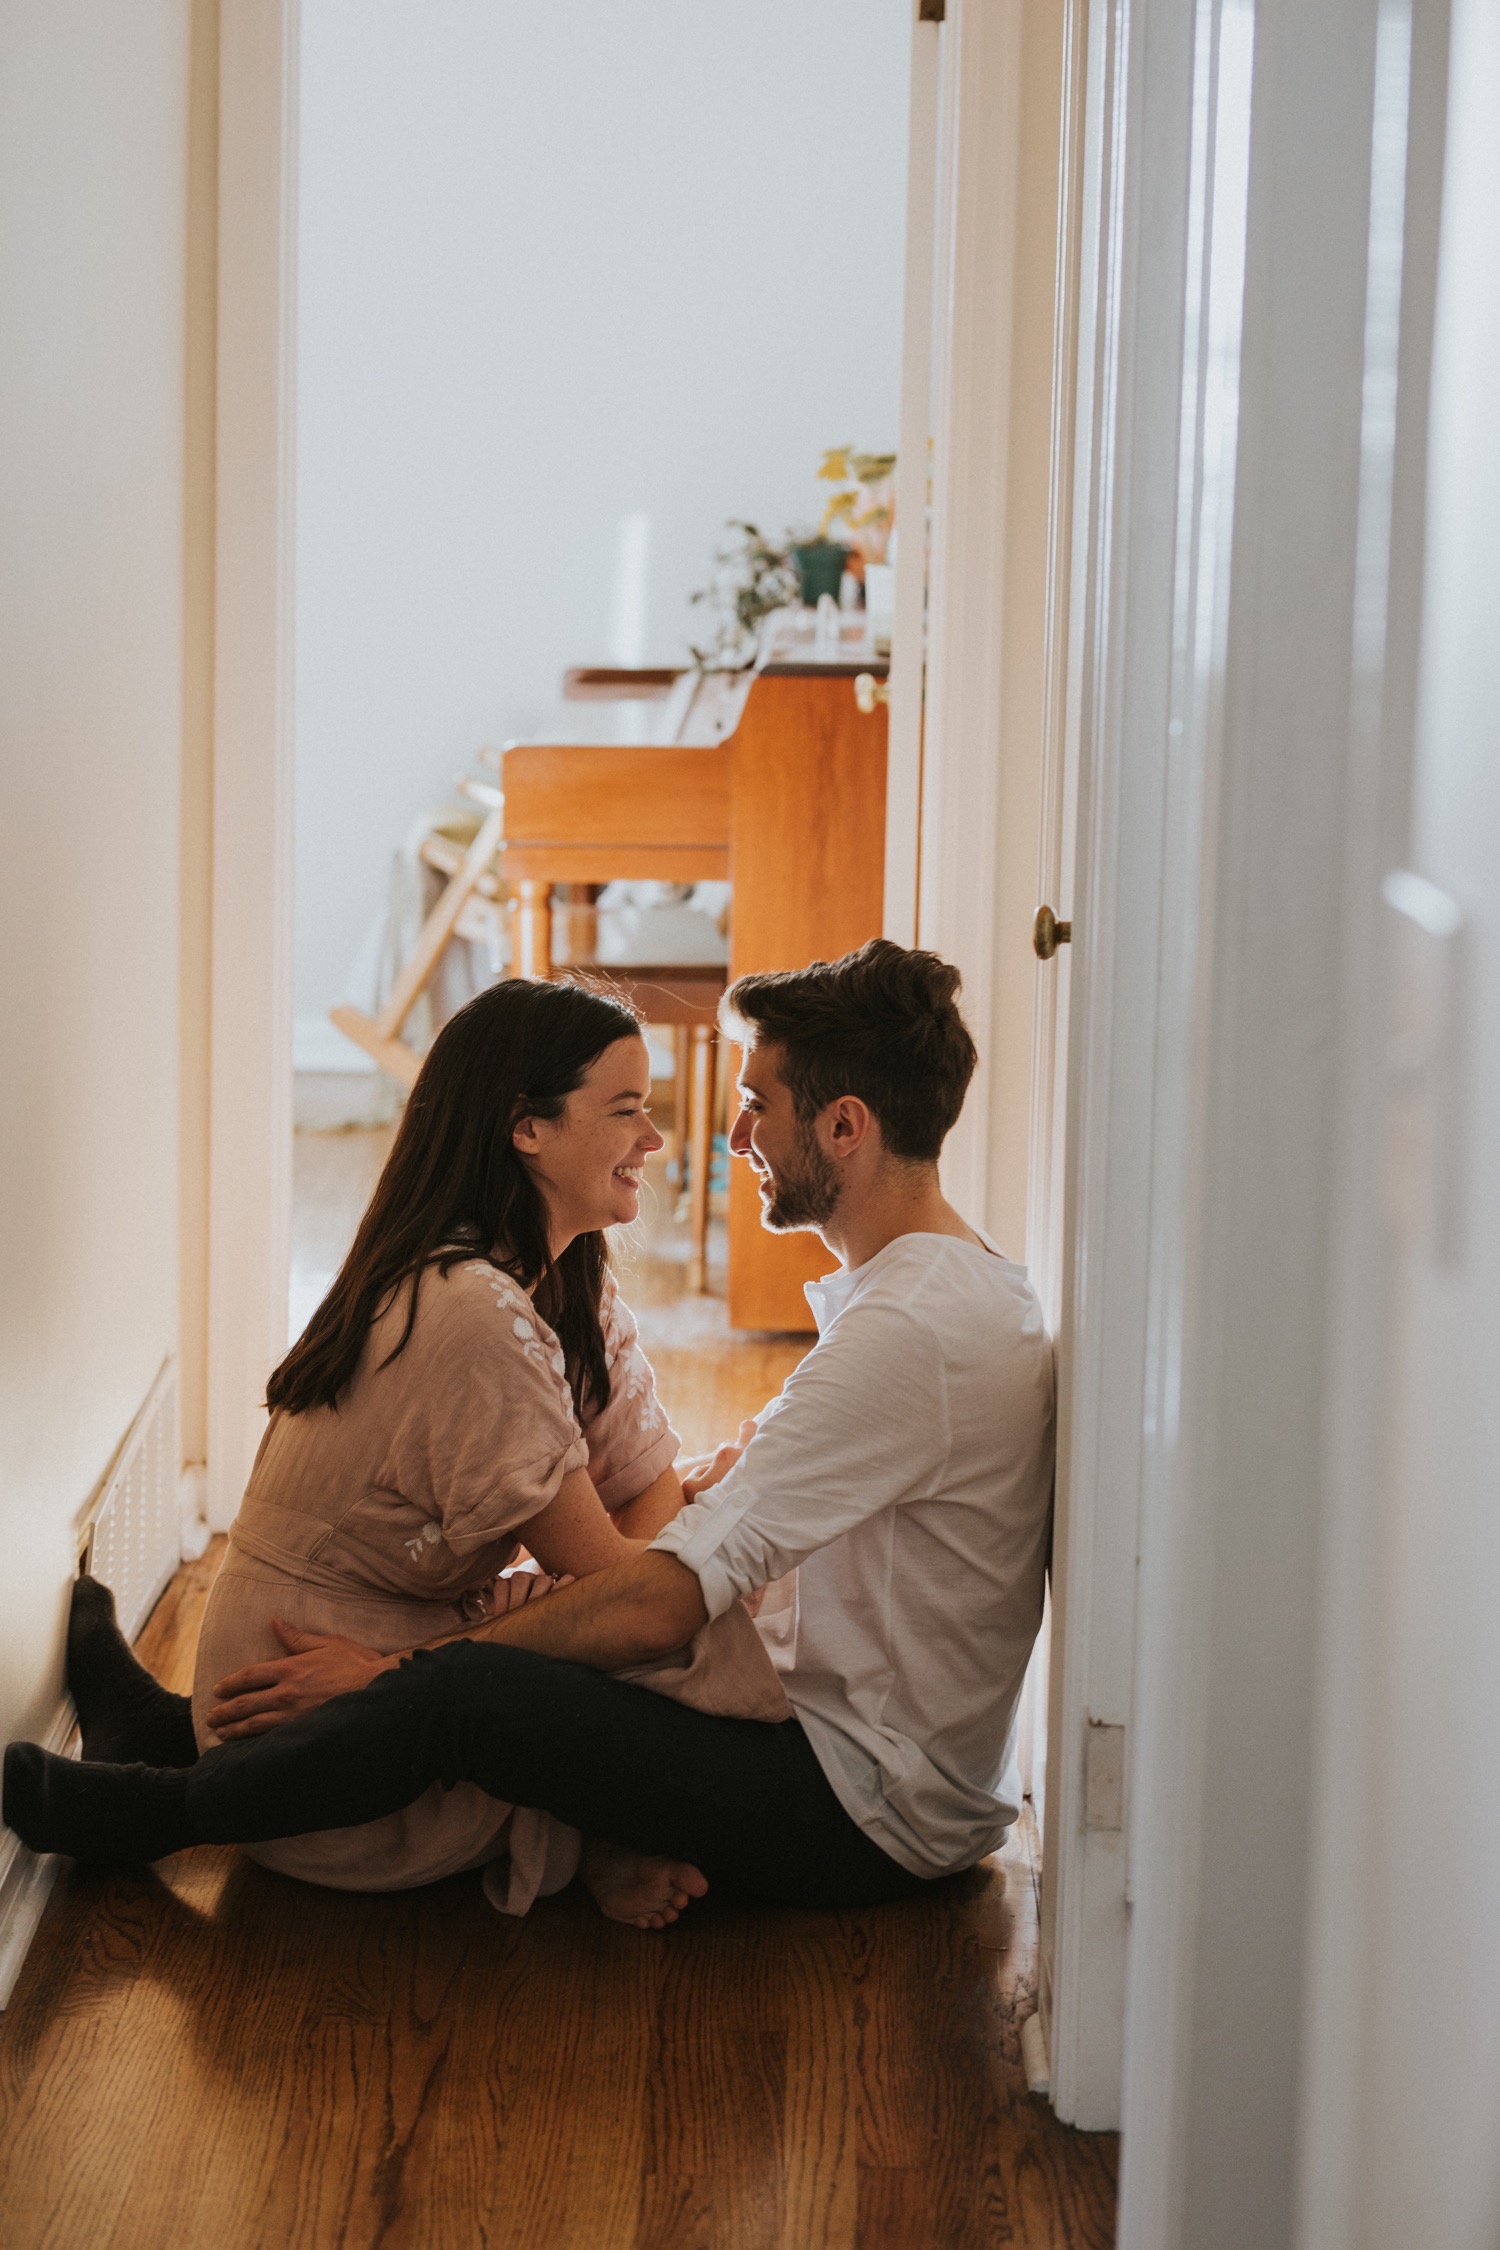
left=512, top=881, right=554, bottom=978
left=554, top=883, right=601, bottom=969
left=328, top=1005, right=422, bottom=1090
left=671, top=1025, right=691, bottom=1189
left=688, top=1024, right=714, bottom=1294
left=357, top=804, right=506, bottom=1053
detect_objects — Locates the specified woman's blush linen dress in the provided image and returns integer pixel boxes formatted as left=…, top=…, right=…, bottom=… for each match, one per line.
left=191, top=1260, right=787, bottom=1910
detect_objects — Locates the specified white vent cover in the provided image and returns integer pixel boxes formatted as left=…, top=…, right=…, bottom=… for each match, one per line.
left=83, top=1361, right=180, bottom=1643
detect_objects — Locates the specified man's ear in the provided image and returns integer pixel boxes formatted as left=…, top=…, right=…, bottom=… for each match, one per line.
left=826, top=1095, right=875, bottom=1154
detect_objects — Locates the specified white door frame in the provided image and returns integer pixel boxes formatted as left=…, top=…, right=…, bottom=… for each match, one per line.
left=1038, top=0, right=1168, bottom=2131
left=900, top=0, right=1134, bottom=2127
left=883, top=9, right=941, bottom=950
left=916, top=0, right=1026, bottom=1241
left=205, top=0, right=299, bottom=1529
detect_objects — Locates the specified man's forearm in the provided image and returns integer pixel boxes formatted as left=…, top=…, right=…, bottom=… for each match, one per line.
left=420, top=1549, right=708, bottom=1671
left=207, top=1550, right=713, bottom=1740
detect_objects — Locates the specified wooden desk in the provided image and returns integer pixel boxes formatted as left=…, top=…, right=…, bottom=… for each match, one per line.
left=500, top=660, right=887, bottom=1330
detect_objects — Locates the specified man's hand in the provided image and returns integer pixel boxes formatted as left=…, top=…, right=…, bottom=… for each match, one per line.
left=681, top=1418, right=758, bottom=1503
left=208, top=1621, right=397, bottom=1739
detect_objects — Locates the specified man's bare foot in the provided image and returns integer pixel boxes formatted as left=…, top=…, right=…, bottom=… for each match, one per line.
left=579, top=1838, right=709, bottom=1930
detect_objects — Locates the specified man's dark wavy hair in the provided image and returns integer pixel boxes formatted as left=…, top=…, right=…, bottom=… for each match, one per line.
left=724, top=938, right=977, bottom=1163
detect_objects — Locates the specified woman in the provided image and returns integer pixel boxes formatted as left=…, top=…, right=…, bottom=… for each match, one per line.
left=63, top=978, right=785, bottom=1928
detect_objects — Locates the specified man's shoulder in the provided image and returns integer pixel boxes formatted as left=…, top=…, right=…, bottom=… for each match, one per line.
left=846, top=1232, right=1042, bottom=1330
left=802, top=1240, right=1045, bottom=1401
left=834, top=1238, right=1051, bottom=1407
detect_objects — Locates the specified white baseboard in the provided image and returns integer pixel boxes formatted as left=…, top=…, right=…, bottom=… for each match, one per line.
left=1020, top=2010, right=1052, bottom=2096
left=295, top=1013, right=376, bottom=1072
left=0, top=1698, right=78, bottom=2011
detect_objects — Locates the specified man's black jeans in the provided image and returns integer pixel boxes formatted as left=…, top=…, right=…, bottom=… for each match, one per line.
left=186, top=1640, right=930, bottom=1910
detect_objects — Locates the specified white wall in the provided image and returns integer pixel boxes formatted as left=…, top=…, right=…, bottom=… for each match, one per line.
left=0, top=2, right=190, bottom=1746
left=294, top=0, right=911, bottom=1029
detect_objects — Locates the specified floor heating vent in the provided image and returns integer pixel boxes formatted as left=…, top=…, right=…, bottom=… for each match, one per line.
left=82, top=1360, right=180, bottom=1642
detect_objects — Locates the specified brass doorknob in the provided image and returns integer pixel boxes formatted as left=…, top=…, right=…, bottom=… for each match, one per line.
left=1033, top=905, right=1072, bottom=960
left=854, top=672, right=891, bottom=714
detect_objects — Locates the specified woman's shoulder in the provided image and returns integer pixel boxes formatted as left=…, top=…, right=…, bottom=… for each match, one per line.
left=373, top=1258, right=541, bottom=1362
left=366, top=1257, right=579, bottom=1425
left=385, top=1254, right=642, bottom=1388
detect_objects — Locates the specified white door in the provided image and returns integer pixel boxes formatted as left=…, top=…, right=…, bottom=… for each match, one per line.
left=1300, top=1, right=1500, bottom=2238
left=883, top=0, right=1184, bottom=2133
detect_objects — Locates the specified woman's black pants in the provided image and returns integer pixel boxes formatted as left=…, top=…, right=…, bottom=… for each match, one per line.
left=185, top=1641, right=929, bottom=1910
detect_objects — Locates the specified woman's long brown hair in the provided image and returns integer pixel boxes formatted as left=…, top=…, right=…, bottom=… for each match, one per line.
left=267, top=978, right=644, bottom=1418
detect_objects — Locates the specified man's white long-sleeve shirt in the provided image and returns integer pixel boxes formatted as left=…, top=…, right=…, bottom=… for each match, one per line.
left=650, top=1232, right=1054, bottom=1876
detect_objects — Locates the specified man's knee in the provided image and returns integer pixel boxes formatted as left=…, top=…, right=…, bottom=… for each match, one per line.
left=397, top=1638, right=566, bottom=1735
left=394, top=1640, right=600, bottom=1796
left=396, top=1638, right=510, bottom=1725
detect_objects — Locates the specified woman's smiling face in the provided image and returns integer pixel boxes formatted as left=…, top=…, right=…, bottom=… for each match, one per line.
left=512, top=1033, right=664, bottom=1251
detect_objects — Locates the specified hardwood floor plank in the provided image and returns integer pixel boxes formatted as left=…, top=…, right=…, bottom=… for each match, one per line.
left=642, top=1907, right=789, bottom=2246
left=775, top=1912, right=858, bottom=2250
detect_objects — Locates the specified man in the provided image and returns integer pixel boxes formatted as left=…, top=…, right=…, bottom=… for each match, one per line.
left=7, top=941, right=1054, bottom=1918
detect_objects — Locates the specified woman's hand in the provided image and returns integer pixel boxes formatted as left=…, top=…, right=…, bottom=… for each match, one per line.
left=681, top=1419, right=759, bottom=1503
left=208, top=1621, right=396, bottom=1739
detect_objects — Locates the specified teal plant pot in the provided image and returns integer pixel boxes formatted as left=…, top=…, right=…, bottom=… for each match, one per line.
left=791, top=540, right=851, bottom=606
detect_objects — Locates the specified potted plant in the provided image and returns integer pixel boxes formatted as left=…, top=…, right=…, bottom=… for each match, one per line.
left=687, top=521, right=801, bottom=670
left=815, top=446, right=898, bottom=645
left=814, top=447, right=896, bottom=560
left=789, top=535, right=852, bottom=607
left=688, top=447, right=900, bottom=668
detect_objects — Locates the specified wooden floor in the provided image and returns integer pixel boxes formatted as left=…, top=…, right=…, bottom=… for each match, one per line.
left=0, top=1126, right=1118, bottom=2249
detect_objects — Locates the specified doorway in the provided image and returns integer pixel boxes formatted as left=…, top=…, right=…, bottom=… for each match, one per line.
left=208, top=0, right=917, bottom=1516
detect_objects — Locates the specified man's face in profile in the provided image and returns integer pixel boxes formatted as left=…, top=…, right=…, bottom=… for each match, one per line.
left=729, top=1042, right=841, bottom=1233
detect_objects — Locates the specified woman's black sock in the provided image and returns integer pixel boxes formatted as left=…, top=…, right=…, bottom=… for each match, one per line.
left=3, top=1743, right=195, bottom=1866
left=67, top=1575, right=199, bottom=1768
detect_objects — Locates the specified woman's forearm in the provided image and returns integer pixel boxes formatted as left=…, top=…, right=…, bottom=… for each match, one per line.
left=608, top=1464, right=687, bottom=1543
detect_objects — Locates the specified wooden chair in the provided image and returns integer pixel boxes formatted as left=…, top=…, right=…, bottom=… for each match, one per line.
left=330, top=671, right=732, bottom=1288
left=330, top=667, right=737, bottom=1082
left=330, top=645, right=888, bottom=1329
left=592, top=972, right=725, bottom=1294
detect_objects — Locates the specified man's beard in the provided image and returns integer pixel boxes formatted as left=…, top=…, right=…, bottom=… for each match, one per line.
left=759, top=1123, right=841, bottom=1232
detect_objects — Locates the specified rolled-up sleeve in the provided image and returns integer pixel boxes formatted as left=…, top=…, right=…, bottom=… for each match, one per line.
left=650, top=1299, right=952, bottom=1616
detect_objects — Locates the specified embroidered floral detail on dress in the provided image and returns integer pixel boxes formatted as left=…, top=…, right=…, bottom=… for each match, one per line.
left=404, top=1519, right=444, bottom=1563
left=466, top=1262, right=579, bottom=1429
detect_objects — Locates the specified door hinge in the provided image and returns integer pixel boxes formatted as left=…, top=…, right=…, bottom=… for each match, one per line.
left=918, top=0, right=945, bottom=22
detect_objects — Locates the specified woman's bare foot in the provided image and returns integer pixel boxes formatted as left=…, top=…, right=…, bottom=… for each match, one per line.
left=579, top=1838, right=709, bottom=1930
